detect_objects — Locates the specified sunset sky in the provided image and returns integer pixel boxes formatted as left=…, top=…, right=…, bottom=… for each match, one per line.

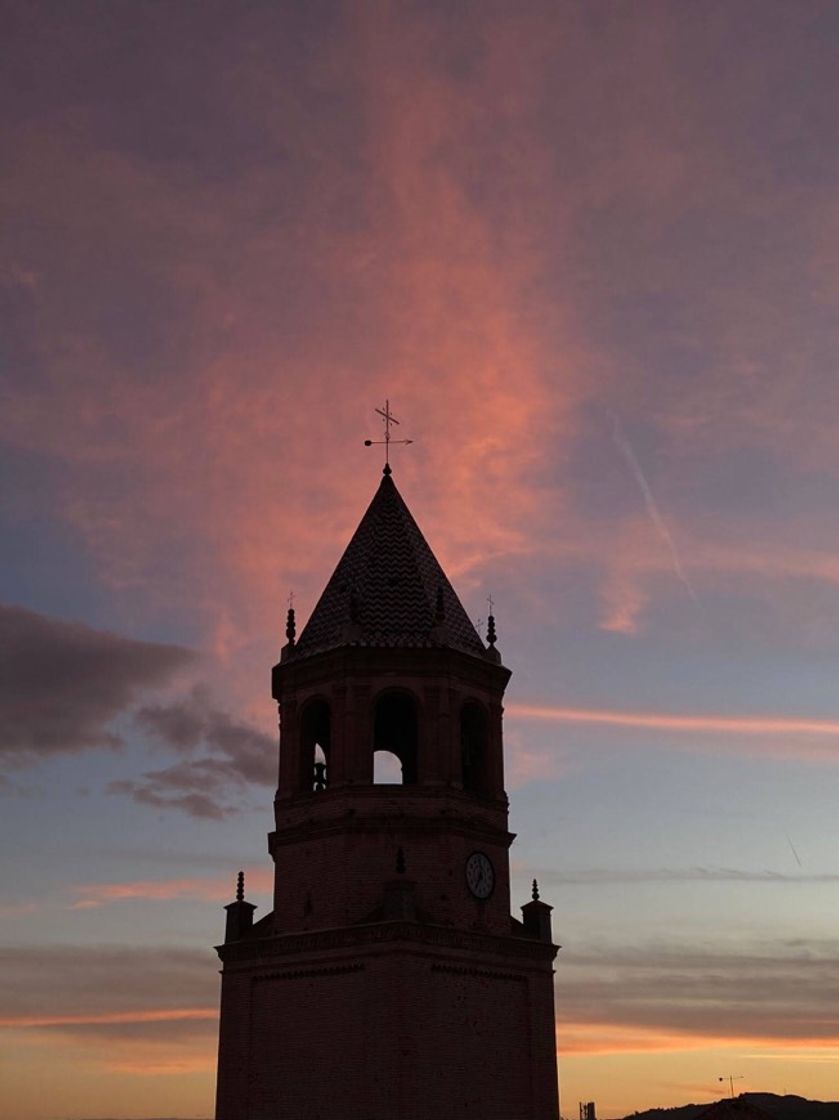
left=3, top=2, right=839, bottom=1117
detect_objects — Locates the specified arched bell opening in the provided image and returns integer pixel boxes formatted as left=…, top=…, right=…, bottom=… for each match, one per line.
left=372, top=691, right=418, bottom=785
left=460, top=700, right=490, bottom=796
left=300, top=697, right=331, bottom=793
left=373, top=750, right=404, bottom=784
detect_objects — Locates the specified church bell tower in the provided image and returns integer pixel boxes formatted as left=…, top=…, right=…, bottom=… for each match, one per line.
left=215, top=464, right=560, bottom=1120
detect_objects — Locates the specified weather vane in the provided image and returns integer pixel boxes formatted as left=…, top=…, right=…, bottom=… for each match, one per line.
left=364, top=399, right=413, bottom=473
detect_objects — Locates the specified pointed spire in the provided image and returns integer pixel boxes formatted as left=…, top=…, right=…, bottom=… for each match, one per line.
left=294, top=471, right=485, bottom=658
left=532, top=878, right=539, bottom=901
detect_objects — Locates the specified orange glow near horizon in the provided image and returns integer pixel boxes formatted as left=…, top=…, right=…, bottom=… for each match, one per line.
left=0, top=1008, right=218, bottom=1029
left=557, top=1022, right=839, bottom=1057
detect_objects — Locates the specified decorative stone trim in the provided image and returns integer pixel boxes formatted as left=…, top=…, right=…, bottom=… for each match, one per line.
left=430, top=963, right=524, bottom=983
left=253, top=963, right=365, bottom=983
left=218, top=919, right=558, bottom=967
left=268, top=812, right=513, bottom=851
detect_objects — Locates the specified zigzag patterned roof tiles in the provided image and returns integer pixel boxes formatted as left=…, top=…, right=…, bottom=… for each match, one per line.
left=294, top=469, right=486, bottom=659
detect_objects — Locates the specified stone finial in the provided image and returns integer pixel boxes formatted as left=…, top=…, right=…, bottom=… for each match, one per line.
left=486, top=613, right=497, bottom=647
left=396, top=846, right=406, bottom=875
left=286, top=607, right=296, bottom=645
left=483, top=593, right=501, bottom=661
left=224, top=870, right=257, bottom=943
left=522, top=880, right=553, bottom=943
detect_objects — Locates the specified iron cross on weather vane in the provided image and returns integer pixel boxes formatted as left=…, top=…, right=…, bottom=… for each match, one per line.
left=364, top=399, right=413, bottom=474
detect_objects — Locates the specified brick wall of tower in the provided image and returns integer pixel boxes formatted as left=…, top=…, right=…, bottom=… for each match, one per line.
left=216, top=937, right=558, bottom=1120
left=215, top=970, right=256, bottom=1120
left=248, top=964, right=369, bottom=1119
left=270, top=805, right=512, bottom=935
left=402, top=959, right=532, bottom=1117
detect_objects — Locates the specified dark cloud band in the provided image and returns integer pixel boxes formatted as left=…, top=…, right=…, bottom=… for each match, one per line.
left=0, top=603, right=195, bottom=760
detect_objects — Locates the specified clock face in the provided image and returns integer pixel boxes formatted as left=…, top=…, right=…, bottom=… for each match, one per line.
left=465, top=851, right=495, bottom=899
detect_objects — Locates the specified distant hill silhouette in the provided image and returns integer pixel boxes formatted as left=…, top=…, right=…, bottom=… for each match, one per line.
left=620, top=1093, right=839, bottom=1120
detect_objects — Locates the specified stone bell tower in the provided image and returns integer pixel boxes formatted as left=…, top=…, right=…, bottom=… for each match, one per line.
left=214, top=465, right=559, bottom=1120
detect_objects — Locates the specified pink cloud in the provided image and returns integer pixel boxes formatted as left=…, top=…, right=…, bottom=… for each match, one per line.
left=508, top=702, right=839, bottom=763
left=503, top=726, right=569, bottom=788
left=69, top=868, right=273, bottom=910
left=5, top=5, right=839, bottom=737
left=509, top=702, right=839, bottom=738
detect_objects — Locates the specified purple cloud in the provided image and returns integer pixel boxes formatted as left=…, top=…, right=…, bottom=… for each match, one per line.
left=110, top=688, right=276, bottom=818
left=0, top=604, right=195, bottom=760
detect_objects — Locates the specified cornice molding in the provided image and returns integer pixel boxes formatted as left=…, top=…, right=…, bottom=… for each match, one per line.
left=217, top=918, right=558, bottom=969
left=269, top=811, right=514, bottom=851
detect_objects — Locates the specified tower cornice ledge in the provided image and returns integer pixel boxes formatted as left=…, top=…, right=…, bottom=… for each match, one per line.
left=269, top=810, right=515, bottom=853
left=272, top=783, right=510, bottom=830
left=216, top=917, right=559, bottom=968
left=273, top=642, right=511, bottom=699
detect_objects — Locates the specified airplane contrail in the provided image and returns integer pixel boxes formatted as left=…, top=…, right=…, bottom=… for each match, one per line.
left=785, top=832, right=803, bottom=868
left=609, top=412, right=700, bottom=608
